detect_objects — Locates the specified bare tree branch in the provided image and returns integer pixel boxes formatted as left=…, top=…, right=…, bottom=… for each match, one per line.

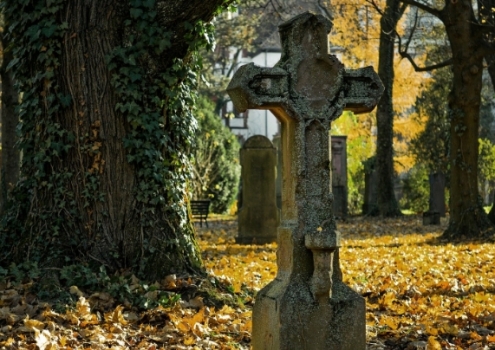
left=394, top=5, right=451, bottom=72
left=399, top=50, right=452, bottom=71
left=399, top=2, right=408, bottom=16
left=366, top=0, right=384, bottom=16
left=401, top=7, right=418, bottom=55
left=399, top=0, right=442, bottom=19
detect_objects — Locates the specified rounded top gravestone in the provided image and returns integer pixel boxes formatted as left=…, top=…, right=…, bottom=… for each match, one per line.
left=243, top=134, right=275, bottom=149
left=237, top=135, right=280, bottom=245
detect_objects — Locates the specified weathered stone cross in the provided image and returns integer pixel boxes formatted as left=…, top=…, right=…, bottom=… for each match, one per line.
left=227, top=12, right=383, bottom=350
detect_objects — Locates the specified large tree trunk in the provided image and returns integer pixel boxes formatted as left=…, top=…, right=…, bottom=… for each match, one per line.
left=0, top=31, right=19, bottom=214
left=1, top=0, right=228, bottom=280
left=375, top=0, right=403, bottom=217
left=478, top=0, right=495, bottom=225
left=442, top=0, right=492, bottom=238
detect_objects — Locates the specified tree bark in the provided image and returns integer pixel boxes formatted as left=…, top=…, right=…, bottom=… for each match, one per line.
left=1, top=0, right=228, bottom=280
left=442, top=0, right=492, bottom=238
left=0, top=32, right=20, bottom=214
left=375, top=0, right=403, bottom=217
left=478, top=0, right=495, bottom=224
left=398, top=0, right=495, bottom=238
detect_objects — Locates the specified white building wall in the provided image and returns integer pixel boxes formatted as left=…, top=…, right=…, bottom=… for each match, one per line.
left=224, top=51, right=282, bottom=143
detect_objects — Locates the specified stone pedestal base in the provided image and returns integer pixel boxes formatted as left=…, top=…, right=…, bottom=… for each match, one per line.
left=252, top=279, right=365, bottom=350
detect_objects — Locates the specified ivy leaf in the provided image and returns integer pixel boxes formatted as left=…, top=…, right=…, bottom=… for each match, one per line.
left=42, top=24, right=57, bottom=38
left=130, top=8, right=143, bottom=19
left=143, top=0, right=155, bottom=8
left=59, top=94, right=72, bottom=108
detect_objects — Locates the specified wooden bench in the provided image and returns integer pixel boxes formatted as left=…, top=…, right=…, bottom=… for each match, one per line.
left=190, top=200, right=210, bottom=227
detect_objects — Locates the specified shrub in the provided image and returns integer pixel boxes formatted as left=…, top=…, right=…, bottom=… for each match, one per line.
left=190, top=98, right=240, bottom=213
left=400, top=164, right=429, bottom=213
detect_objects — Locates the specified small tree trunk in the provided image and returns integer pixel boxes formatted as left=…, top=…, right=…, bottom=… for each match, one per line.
left=0, top=31, right=20, bottom=214
left=375, top=0, right=403, bottom=217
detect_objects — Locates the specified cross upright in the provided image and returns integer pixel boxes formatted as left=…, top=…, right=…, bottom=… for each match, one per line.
left=227, top=12, right=383, bottom=350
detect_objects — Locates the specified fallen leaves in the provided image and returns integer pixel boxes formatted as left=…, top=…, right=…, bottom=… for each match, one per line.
left=2, top=216, right=495, bottom=349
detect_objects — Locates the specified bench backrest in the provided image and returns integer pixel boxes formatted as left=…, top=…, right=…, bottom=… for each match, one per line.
left=190, top=200, right=210, bottom=215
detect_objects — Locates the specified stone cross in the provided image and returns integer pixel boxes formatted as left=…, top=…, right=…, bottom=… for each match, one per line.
left=227, top=12, right=383, bottom=350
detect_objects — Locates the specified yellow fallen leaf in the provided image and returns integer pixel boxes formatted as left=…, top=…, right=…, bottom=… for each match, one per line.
left=69, top=285, right=85, bottom=297
left=426, top=325, right=438, bottom=336
left=427, top=335, right=442, bottom=350
left=380, top=316, right=398, bottom=330
left=24, top=318, right=45, bottom=331
left=184, top=336, right=196, bottom=345
left=34, top=329, right=55, bottom=350
left=177, top=321, right=190, bottom=333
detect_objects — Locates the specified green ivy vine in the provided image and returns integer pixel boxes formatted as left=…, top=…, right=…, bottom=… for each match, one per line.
left=105, top=0, right=218, bottom=275
left=0, top=0, right=233, bottom=284
left=0, top=0, right=78, bottom=265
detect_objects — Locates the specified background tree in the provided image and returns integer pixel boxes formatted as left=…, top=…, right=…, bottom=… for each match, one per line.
left=332, top=0, right=428, bottom=215
left=0, top=23, right=19, bottom=214
left=331, top=111, right=375, bottom=214
left=199, top=1, right=264, bottom=114
left=410, top=67, right=451, bottom=176
left=400, top=0, right=495, bottom=238
left=190, top=97, right=240, bottom=214
left=0, top=0, right=234, bottom=281
left=374, top=0, right=407, bottom=216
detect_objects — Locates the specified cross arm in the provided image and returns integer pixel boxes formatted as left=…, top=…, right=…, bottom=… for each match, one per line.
left=227, top=63, right=288, bottom=113
left=342, top=66, right=385, bottom=114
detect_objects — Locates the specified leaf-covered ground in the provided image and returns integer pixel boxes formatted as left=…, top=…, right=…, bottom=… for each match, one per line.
left=2, top=216, right=495, bottom=349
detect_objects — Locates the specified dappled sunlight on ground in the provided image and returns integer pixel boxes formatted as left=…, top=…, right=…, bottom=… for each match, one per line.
left=2, top=215, right=495, bottom=349
left=198, top=215, right=495, bottom=349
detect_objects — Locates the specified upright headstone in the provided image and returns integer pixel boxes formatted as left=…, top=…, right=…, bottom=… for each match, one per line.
left=331, top=135, right=348, bottom=218
left=237, top=135, right=280, bottom=244
left=423, top=172, right=445, bottom=225
left=429, top=172, right=446, bottom=217
left=227, top=12, right=383, bottom=350
left=362, top=157, right=378, bottom=215
left=272, top=133, right=283, bottom=209
left=394, top=178, right=404, bottom=203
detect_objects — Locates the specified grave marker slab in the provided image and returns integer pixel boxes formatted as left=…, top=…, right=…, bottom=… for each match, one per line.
left=363, top=157, right=378, bottom=215
left=272, top=134, right=283, bottom=209
left=429, top=172, right=446, bottom=217
left=227, top=12, right=383, bottom=350
left=332, top=135, right=348, bottom=219
left=237, top=135, right=280, bottom=244
left=423, top=172, right=445, bottom=225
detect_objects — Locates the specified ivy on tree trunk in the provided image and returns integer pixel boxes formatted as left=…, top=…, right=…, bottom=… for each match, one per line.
left=0, top=30, right=19, bottom=214
left=0, top=0, right=232, bottom=280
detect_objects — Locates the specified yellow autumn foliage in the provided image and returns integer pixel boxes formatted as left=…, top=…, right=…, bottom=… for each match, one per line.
left=330, top=0, right=431, bottom=174
left=2, top=217, right=495, bottom=349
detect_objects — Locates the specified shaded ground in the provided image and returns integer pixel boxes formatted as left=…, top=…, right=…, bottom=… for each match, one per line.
left=2, top=215, right=495, bottom=349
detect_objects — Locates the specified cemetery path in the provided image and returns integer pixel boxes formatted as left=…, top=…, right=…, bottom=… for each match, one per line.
left=2, top=215, right=495, bottom=349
